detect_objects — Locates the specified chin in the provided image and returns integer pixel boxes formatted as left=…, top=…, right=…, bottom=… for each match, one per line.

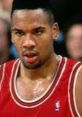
left=22, top=60, right=42, bottom=69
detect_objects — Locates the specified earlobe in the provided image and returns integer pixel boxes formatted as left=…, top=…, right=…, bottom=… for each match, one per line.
left=52, top=22, right=59, bottom=41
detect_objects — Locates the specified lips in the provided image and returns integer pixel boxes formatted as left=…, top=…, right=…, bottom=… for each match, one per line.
left=23, top=52, right=38, bottom=63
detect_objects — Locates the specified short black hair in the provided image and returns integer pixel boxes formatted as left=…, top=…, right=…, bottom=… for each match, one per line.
left=11, top=0, right=55, bottom=25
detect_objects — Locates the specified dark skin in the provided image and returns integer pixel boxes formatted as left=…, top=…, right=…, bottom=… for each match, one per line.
left=11, top=8, right=82, bottom=116
left=11, top=9, right=59, bottom=100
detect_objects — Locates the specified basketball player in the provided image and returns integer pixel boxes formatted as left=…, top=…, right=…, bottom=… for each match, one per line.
left=0, top=0, right=82, bottom=116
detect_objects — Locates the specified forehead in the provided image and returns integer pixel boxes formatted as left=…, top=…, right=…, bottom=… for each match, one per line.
left=11, top=9, right=49, bottom=28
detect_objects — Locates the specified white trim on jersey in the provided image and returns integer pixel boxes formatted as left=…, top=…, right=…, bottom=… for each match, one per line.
left=10, top=56, right=67, bottom=108
left=9, top=59, right=20, bottom=101
left=14, top=56, right=65, bottom=103
left=0, top=63, right=6, bottom=90
left=73, top=65, right=82, bottom=117
left=68, top=61, right=81, bottom=117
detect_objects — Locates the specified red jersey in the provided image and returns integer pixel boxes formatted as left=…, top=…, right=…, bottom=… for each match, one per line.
left=0, top=56, right=82, bottom=117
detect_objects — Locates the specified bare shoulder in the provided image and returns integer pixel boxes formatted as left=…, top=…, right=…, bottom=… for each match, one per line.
left=75, top=66, right=82, bottom=116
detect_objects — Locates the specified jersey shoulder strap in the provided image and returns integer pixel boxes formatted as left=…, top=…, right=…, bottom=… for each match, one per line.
left=0, top=59, right=20, bottom=89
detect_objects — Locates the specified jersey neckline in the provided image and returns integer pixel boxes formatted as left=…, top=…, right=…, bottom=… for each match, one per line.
left=10, top=56, right=66, bottom=108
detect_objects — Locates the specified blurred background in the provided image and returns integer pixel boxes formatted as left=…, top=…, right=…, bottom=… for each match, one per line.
left=0, top=0, right=82, bottom=64
left=50, top=0, right=82, bottom=61
left=49, top=0, right=82, bottom=29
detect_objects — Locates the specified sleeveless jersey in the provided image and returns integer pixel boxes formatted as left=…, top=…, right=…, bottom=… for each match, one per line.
left=0, top=56, right=82, bottom=117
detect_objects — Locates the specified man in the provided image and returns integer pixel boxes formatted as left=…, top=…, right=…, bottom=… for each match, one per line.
left=0, top=0, right=82, bottom=116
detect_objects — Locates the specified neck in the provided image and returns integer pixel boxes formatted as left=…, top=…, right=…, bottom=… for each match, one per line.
left=19, top=54, right=60, bottom=81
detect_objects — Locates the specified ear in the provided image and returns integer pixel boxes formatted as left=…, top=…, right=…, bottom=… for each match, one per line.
left=52, top=22, right=59, bottom=41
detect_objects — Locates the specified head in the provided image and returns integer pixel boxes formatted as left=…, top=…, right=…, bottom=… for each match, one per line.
left=0, top=17, right=11, bottom=64
left=64, top=23, right=82, bottom=61
left=11, top=0, right=59, bottom=69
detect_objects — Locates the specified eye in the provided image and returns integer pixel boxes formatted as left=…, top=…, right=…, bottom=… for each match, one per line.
left=33, top=27, right=45, bottom=36
left=12, top=29, right=25, bottom=37
left=15, top=31, right=25, bottom=37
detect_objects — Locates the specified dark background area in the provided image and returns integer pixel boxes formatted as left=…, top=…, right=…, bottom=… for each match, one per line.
left=50, top=0, right=82, bottom=55
left=50, top=0, right=82, bottom=30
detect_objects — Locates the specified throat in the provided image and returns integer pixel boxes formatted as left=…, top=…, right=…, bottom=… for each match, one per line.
left=16, top=54, right=60, bottom=101
left=20, top=54, right=59, bottom=80
left=16, top=75, right=54, bottom=101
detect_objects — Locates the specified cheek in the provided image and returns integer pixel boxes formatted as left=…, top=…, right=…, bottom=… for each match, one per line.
left=12, top=39, right=22, bottom=54
left=38, top=38, right=53, bottom=56
left=16, top=43, right=22, bottom=53
left=11, top=34, right=20, bottom=44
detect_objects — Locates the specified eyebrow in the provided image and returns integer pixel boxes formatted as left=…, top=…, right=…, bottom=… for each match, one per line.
left=34, top=26, right=46, bottom=30
left=11, top=28, right=23, bottom=32
left=12, top=26, right=46, bottom=31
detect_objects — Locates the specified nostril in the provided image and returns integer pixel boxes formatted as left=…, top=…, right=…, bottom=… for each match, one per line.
left=23, top=40, right=35, bottom=49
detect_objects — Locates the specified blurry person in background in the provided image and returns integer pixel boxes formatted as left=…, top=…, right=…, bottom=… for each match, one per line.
left=0, top=0, right=13, bottom=12
left=0, top=0, right=13, bottom=21
left=0, top=17, right=15, bottom=64
left=63, top=22, right=82, bottom=61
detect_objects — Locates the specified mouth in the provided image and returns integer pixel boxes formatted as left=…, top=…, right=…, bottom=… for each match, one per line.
left=23, top=52, right=38, bottom=64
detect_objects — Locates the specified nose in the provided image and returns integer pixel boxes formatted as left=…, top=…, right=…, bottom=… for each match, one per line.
left=23, top=34, right=36, bottom=49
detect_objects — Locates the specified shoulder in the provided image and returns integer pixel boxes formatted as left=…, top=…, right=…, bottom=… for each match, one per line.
left=0, top=59, right=20, bottom=89
left=0, top=59, right=19, bottom=70
left=0, top=59, right=20, bottom=82
left=61, top=56, right=82, bottom=116
left=61, top=55, right=80, bottom=70
left=61, top=55, right=78, bottom=64
left=74, top=63, right=82, bottom=116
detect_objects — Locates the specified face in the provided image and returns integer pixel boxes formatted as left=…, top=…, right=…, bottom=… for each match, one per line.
left=11, top=9, right=58, bottom=69
left=0, top=19, right=9, bottom=64
left=66, top=25, right=82, bottom=61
